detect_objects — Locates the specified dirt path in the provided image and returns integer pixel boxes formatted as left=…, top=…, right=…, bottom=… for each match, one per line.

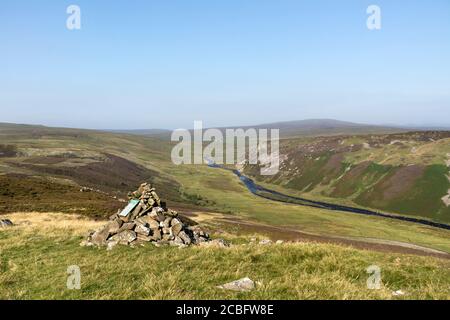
left=219, top=218, right=450, bottom=259
left=180, top=210, right=450, bottom=260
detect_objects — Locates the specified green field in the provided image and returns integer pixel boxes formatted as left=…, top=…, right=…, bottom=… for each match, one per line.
left=0, top=213, right=449, bottom=300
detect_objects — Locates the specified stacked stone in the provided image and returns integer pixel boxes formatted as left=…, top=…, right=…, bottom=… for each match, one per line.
left=84, top=183, right=211, bottom=248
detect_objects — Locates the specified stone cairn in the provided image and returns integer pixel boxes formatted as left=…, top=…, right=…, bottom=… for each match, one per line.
left=83, top=183, right=211, bottom=249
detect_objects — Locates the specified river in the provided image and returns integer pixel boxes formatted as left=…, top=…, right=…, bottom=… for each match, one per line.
left=208, top=164, right=450, bottom=231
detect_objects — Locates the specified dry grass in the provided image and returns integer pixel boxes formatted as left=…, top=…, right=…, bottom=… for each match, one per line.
left=1, top=212, right=450, bottom=300
left=1, top=212, right=105, bottom=235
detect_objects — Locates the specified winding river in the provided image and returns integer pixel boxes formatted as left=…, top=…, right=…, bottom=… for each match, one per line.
left=209, top=164, right=450, bottom=231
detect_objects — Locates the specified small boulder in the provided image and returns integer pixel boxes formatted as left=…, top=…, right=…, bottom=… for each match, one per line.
left=118, top=222, right=136, bottom=232
left=199, top=238, right=229, bottom=248
left=114, top=230, right=137, bottom=245
left=151, top=229, right=162, bottom=241
left=163, top=217, right=172, bottom=228
left=91, top=227, right=111, bottom=246
left=106, top=240, right=119, bottom=251
left=162, top=234, right=175, bottom=241
left=217, top=277, right=255, bottom=292
left=108, top=213, right=119, bottom=221
left=178, top=231, right=192, bottom=245
left=107, top=219, right=123, bottom=234
left=171, top=236, right=185, bottom=247
left=170, top=223, right=183, bottom=236
left=392, top=290, right=406, bottom=296
left=137, top=234, right=153, bottom=242
left=171, top=218, right=182, bottom=227
left=135, top=224, right=151, bottom=236
left=166, top=209, right=178, bottom=218
left=149, top=208, right=166, bottom=222
left=142, top=216, right=160, bottom=230
left=0, top=219, right=13, bottom=228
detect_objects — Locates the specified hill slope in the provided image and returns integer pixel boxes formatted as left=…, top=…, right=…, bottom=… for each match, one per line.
left=1, top=123, right=449, bottom=255
left=243, top=131, right=450, bottom=223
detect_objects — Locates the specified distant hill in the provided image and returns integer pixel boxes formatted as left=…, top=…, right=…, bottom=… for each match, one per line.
left=106, top=129, right=172, bottom=136
left=225, top=119, right=404, bottom=138
left=106, top=119, right=405, bottom=139
left=0, top=122, right=98, bottom=136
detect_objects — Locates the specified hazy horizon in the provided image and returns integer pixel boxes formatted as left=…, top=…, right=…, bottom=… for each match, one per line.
left=2, top=118, right=450, bottom=131
left=1, top=0, right=449, bottom=129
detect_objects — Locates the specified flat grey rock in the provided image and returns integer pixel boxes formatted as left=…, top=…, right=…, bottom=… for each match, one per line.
left=217, top=277, right=255, bottom=292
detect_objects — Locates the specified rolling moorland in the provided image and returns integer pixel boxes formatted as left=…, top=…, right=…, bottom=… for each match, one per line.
left=0, top=121, right=449, bottom=299
left=243, top=131, right=450, bottom=224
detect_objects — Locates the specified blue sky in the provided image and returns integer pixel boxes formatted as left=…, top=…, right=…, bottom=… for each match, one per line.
left=1, top=0, right=449, bottom=129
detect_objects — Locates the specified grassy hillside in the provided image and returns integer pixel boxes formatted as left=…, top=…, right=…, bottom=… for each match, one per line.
left=243, top=131, right=450, bottom=223
left=0, top=174, right=123, bottom=217
left=0, top=212, right=449, bottom=300
left=1, top=123, right=450, bottom=255
left=0, top=124, right=189, bottom=210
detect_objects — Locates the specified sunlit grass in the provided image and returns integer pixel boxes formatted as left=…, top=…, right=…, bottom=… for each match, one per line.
left=0, top=212, right=449, bottom=300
